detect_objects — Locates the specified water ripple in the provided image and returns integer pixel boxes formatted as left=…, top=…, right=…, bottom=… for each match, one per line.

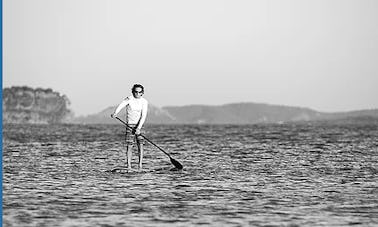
left=3, top=123, right=378, bottom=226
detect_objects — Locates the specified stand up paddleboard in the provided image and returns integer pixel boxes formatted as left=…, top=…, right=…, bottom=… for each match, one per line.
left=106, top=166, right=181, bottom=174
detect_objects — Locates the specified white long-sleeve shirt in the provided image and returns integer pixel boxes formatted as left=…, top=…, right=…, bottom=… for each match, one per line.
left=113, top=96, right=148, bottom=128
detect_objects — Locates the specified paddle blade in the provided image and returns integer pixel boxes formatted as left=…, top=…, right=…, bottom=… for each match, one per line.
left=170, top=157, right=183, bottom=170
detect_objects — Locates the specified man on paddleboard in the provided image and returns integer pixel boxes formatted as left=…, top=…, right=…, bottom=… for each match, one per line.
left=111, top=84, right=148, bottom=170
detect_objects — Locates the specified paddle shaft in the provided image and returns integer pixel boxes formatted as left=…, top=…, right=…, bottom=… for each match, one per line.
left=115, top=117, right=172, bottom=158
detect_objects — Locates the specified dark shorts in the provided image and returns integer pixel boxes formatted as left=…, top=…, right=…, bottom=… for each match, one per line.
left=125, top=124, right=144, bottom=145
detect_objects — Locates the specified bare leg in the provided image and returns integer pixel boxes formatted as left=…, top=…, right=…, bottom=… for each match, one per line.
left=137, top=140, right=143, bottom=170
left=126, top=144, right=133, bottom=170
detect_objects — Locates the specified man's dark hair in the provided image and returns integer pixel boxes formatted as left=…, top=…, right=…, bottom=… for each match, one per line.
left=132, top=84, right=144, bottom=93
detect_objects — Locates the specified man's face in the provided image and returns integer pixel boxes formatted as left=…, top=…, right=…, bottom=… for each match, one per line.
left=132, top=87, right=144, bottom=98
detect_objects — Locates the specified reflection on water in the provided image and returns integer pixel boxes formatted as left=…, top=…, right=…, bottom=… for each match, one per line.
left=3, top=123, right=378, bottom=226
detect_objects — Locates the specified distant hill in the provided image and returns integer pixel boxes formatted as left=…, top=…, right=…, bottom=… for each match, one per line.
left=71, top=102, right=378, bottom=124
left=3, top=86, right=73, bottom=124
left=163, top=103, right=321, bottom=124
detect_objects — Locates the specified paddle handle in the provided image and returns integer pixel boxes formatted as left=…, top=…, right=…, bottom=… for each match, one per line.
left=115, top=117, right=172, bottom=158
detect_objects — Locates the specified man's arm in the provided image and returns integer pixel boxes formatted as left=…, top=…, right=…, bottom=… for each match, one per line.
left=111, top=98, right=129, bottom=118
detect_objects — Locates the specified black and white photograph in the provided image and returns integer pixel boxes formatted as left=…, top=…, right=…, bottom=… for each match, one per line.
left=2, top=0, right=378, bottom=226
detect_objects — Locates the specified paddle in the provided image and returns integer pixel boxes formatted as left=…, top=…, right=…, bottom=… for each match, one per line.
left=115, top=116, right=183, bottom=170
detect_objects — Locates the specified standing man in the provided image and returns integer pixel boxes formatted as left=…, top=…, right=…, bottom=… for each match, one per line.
left=111, top=84, right=148, bottom=170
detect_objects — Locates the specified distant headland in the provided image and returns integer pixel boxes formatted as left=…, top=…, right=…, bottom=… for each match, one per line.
left=3, top=86, right=73, bottom=124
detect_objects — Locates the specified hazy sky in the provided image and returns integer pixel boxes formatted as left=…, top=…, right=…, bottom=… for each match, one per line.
left=4, top=0, right=378, bottom=116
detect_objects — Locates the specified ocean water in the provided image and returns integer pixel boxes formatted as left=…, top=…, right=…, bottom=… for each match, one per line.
left=2, top=123, right=378, bottom=227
